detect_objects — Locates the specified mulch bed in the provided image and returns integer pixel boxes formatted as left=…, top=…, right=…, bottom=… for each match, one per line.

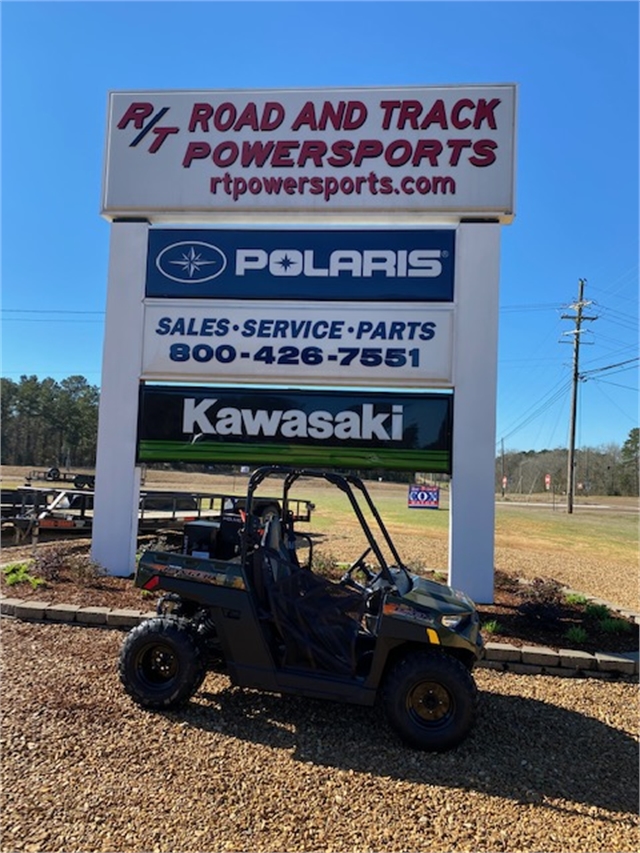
left=474, top=570, right=639, bottom=655
left=2, top=545, right=638, bottom=655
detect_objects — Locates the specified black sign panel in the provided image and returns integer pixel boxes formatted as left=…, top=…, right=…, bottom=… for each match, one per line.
left=137, top=385, right=453, bottom=472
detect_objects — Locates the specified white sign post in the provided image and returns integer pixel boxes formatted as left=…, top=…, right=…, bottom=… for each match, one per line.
left=93, top=85, right=517, bottom=603
left=449, top=223, right=501, bottom=602
left=92, top=222, right=147, bottom=576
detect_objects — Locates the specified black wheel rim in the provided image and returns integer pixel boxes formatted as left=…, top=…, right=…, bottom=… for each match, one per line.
left=135, top=642, right=179, bottom=689
left=407, top=680, right=454, bottom=726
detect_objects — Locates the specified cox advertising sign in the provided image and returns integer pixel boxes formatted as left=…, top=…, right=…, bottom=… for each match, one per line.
left=137, top=386, right=453, bottom=472
left=102, top=85, right=517, bottom=220
left=146, top=228, right=455, bottom=301
left=141, top=301, right=454, bottom=387
left=408, top=484, right=441, bottom=509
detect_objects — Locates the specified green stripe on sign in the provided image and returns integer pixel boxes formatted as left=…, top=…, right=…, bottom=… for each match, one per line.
left=137, top=440, right=450, bottom=473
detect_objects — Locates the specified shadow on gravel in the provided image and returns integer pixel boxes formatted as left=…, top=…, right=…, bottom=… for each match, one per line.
left=177, top=685, right=638, bottom=815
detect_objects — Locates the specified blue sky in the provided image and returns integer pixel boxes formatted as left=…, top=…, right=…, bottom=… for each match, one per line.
left=2, top=0, right=638, bottom=453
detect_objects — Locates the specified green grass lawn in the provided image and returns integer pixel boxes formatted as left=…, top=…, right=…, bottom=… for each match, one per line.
left=287, top=478, right=638, bottom=566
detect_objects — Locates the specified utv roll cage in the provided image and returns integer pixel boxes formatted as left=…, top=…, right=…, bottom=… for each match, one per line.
left=243, top=467, right=410, bottom=589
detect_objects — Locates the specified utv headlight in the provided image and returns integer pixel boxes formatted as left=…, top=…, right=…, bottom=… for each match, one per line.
left=441, top=614, right=466, bottom=630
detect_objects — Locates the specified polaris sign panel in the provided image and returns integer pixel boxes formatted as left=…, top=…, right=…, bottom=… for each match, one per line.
left=102, top=85, right=517, bottom=221
left=137, top=386, right=453, bottom=472
left=141, top=301, right=454, bottom=387
left=146, top=228, right=455, bottom=301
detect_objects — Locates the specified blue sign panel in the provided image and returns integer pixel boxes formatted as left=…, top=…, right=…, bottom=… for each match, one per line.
left=146, top=229, right=455, bottom=301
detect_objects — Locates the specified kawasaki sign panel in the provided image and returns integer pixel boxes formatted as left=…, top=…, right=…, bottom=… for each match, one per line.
left=137, top=386, right=453, bottom=472
left=146, top=228, right=455, bottom=301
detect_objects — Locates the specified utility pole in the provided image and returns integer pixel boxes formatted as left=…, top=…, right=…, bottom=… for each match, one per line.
left=561, top=279, right=597, bottom=513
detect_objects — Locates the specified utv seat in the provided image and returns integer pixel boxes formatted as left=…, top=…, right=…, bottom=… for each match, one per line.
left=249, top=517, right=365, bottom=674
left=261, top=516, right=292, bottom=582
left=248, top=516, right=299, bottom=612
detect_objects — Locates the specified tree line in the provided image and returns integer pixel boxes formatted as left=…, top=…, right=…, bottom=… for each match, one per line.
left=1, top=375, right=99, bottom=469
left=1, top=375, right=638, bottom=496
left=497, top=434, right=638, bottom=497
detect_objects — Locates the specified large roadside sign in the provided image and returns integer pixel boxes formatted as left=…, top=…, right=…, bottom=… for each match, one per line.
left=102, top=85, right=517, bottom=221
left=137, top=385, right=453, bottom=472
left=94, top=82, right=517, bottom=602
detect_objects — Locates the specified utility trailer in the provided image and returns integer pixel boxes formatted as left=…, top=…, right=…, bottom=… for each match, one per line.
left=1, top=485, right=313, bottom=544
left=25, top=468, right=95, bottom=490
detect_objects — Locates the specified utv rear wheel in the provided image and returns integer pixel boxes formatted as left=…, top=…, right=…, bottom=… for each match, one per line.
left=383, top=651, right=477, bottom=751
left=119, top=617, right=206, bottom=710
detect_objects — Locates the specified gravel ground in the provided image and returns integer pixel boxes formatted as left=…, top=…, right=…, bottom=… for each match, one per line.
left=1, top=620, right=638, bottom=853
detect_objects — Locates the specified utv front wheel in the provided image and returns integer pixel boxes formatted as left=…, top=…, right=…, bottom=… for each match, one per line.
left=383, top=651, right=477, bottom=751
left=119, top=617, right=206, bottom=710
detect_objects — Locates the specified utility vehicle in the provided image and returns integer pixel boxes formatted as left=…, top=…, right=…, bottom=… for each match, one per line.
left=119, top=467, right=483, bottom=751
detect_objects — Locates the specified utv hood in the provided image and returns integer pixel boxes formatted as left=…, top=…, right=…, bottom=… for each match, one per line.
left=401, top=574, right=477, bottom=617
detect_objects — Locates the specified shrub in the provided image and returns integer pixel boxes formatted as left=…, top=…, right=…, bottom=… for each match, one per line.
left=519, top=577, right=564, bottom=622
left=32, top=544, right=106, bottom=584
left=2, top=562, right=45, bottom=590
left=585, top=603, right=610, bottom=620
left=482, top=619, right=503, bottom=635
left=521, top=576, right=564, bottom=604
left=66, top=554, right=107, bottom=583
left=32, top=546, right=66, bottom=582
left=136, top=535, right=171, bottom=561
left=599, top=617, right=632, bottom=634
left=564, top=592, right=588, bottom=606
left=312, top=551, right=341, bottom=578
left=564, top=626, right=588, bottom=645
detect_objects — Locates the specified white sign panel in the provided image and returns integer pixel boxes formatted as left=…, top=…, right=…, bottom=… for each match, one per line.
left=103, top=85, right=517, bottom=221
left=141, top=300, right=454, bottom=387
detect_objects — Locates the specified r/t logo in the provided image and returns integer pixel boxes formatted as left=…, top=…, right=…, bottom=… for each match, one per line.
left=117, top=103, right=178, bottom=152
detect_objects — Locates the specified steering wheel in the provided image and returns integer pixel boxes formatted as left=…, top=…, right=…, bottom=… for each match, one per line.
left=340, top=547, right=376, bottom=590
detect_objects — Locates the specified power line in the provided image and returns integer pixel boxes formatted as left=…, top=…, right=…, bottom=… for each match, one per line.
left=498, top=379, right=572, bottom=445
left=581, top=357, right=639, bottom=378
left=592, top=382, right=637, bottom=423
left=592, top=378, right=638, bottom=392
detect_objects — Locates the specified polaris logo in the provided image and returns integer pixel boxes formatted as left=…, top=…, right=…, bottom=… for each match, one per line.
left=236, top=249, right=444, bottom=278
left=156, top=241, right=227, bottom=283
left=184, top=399, right=404, bottom=441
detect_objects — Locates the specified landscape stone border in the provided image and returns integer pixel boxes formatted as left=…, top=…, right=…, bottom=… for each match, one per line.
left=1, top=592, right=637, bottom=681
